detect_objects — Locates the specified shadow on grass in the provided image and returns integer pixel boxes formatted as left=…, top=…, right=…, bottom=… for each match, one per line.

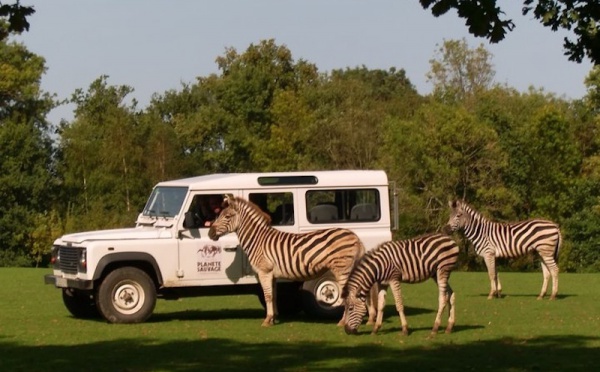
left=149, top=304, right=435, bottom=324
left=468, top=293, right=576, bottom=300
left=371, top=324, right=485, bottom=336
left=150, top=308, right=266, bottom=323
left=1, top=334, right=598, bottom=372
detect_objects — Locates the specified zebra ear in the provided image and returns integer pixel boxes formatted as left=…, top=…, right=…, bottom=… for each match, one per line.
left=449, top=200, right=457, bottom=208
left=222, top=194, right=234, bottom=208
left=357, top=292, right=367, bottom=303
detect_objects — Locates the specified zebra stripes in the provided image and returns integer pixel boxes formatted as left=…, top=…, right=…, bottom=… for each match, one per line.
left=445, top=200, right=561, bottom=300
left=342, top=233, right=459, bottom=336
left=208, top=195, right=367, bottom=327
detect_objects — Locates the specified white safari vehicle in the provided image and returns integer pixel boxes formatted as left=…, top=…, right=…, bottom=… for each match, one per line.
left=45, top=170, right=396, bottom=323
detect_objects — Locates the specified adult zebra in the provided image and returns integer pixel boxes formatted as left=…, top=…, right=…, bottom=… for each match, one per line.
left=445, top=200, right=561, bottom=300
left=343, top=233, right=459, bottom=336
left=208, top=195, right=373, bottom=327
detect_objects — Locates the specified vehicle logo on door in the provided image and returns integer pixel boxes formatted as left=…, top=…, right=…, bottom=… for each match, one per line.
left=197, top=245, right=222, bottom=272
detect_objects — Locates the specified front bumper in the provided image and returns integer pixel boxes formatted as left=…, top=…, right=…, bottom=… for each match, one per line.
left=44, top=274, right=94, bottom=290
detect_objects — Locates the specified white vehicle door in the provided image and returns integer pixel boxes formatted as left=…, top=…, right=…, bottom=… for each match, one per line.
left=176, top=192, right=253, bottom=286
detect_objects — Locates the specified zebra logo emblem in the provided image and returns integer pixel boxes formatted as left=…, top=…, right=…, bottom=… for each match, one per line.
left=197, top=245, right=222, bottom=272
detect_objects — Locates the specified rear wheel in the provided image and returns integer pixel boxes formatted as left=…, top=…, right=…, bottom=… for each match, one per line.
left=62, top=288, right=100, bottom=319
left=96, top=267, right=156, bottom=324
left=301, top=274, right=344, bottom=319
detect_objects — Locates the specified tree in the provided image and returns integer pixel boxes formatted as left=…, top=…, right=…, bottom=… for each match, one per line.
left=381, top=102, right=506, bottom=237
left=420, top=0, right=600, bottom=64
left=302, top=67, right=419, bottom=170
left=0, top=1, right=35, bottom=41
left=0, top=37, right=55, bottom=266
left=58, top=76, right=146, bottom=230
left=427, top=38, right=496, bottom=105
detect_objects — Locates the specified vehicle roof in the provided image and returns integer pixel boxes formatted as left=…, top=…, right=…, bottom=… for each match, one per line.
left=155, top=170, right=389, bottom=190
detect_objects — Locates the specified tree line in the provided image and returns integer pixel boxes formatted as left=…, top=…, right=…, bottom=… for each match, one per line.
left=1, top=35, right=599, bottom=272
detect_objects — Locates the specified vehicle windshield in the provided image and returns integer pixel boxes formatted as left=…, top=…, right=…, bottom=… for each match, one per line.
left=142, top=186, right=188, bottom=218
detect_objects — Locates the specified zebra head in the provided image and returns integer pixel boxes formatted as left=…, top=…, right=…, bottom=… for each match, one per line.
left=445, top=199, right=468, bottom=233
left=208, top=195, right=240, bottom=241
left=343, top=289, right=368, bottom=335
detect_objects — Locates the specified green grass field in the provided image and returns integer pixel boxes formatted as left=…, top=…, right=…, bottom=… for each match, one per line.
left=0, top=269, right=598, bottom=371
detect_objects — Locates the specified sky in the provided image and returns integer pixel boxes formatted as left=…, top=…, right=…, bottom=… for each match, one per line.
left=14, top=0, right=594, bottom=126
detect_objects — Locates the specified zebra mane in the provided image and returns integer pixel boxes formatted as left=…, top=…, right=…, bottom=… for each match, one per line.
left=457, top=200, right=490, bottom=224
left=230, top=196, right=272, bottom=225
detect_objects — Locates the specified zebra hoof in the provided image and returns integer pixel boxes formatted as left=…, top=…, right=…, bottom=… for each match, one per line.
left=261, top=318, right=275, bottom=327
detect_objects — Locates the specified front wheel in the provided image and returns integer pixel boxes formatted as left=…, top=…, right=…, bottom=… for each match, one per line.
left=62, top=288, right=100, bottom=319
left=96, top=267, right=156, bottom=324
left=301, top=274, right=344, bottom=319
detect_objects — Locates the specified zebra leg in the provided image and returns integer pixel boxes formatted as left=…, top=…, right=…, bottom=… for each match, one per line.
left=538, top=261, right=549, bottom=299
left=538, top=250, right=559, bottom=300
left=431, top=272, right=450, bottom=335
left=496, top=271, right=502, bottom=298
left=272, top=277, right=279, bottom=318
left=549, top=262, right=559, bottom=300
left=446, top=290, right=456, bottom=334
left=366, top=284, right=379, bottom=326
left=257, top=271, right=276, bottom=327
left=483, top=254, right=498, bottom=299
left=372, top=284, right=388, bottom=334
left=332, top=269, right=356, bottom=327
left=389, top=279, right=409, bottom=336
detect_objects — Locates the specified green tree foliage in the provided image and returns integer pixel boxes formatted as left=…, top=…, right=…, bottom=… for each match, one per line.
left=381, top=102, right=505, bottom=236
left=3, top=37, right=600, bottom=272
left=305, top=67, right=420, bottom=170
left=427, top=38, right=495, bottom=106
left=0, top=2, right=35, bottom=41
left=420, top=0, right=600, bottom=64
left=58, top=76, right=146, bottom=231
left=0, top=37, right=55, bottom=266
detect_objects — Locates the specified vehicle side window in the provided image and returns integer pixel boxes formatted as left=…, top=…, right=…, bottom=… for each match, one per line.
left=306, top=189, right=380, bottom=224
left=185, top=194, right=224, bottom=228
left=249, top=192, right=295, bottom=226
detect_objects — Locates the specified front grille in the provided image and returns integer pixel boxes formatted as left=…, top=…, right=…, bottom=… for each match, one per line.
left=58, top=246, right=80, bottom=274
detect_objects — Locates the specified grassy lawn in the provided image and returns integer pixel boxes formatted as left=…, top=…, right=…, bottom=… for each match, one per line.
left=0, top=268, right=598, bottom=371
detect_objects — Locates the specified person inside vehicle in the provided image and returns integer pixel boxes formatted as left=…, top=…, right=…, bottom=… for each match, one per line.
left=202, top=195, right=223, bottom=227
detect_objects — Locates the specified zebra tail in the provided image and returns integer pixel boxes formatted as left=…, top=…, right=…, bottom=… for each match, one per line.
left=554, top=228, right=562, bottom=264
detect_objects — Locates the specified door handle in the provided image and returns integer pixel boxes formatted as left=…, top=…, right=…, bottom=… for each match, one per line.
left=223, top=246, right=238, bottom=252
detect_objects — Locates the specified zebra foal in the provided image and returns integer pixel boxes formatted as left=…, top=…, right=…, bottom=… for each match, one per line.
left=343, top=233, right=459, bottom=336
left=208, top=195, right=371, bottom=327
left=445, top=200, right=561, bottom=300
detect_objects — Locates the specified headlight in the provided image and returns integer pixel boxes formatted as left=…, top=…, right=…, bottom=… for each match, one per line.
left=78, top=249, right=87, bottom=273
left=50, top=245, right=60, bottom=267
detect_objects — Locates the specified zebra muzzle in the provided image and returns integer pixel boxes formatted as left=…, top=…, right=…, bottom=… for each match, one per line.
left=344, top=325, right=358, bottom=335
left=208, top=227, right=220, bottom=241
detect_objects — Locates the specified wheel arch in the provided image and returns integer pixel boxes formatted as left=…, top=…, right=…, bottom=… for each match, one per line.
left=93, top=252, right=163, bottom=287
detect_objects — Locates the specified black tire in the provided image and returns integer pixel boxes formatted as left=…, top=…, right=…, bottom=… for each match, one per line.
left=301, top=275, right=345, bottom=319
left=257, top=282, right=303, bottom=317
left=62, top=288, right=100, bottom=319
left=96, top=267, right=156, bottom=324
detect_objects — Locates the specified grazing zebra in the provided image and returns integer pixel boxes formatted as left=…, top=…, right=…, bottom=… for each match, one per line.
left=343, top=233, right=459, bottom=336
left=445, top=200, right=561, bottom=300
left=208, top=195, right=372, bottom=327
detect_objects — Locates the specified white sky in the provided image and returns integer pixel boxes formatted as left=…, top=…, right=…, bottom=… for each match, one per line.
left=14, top=0, right=594, bottom=126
